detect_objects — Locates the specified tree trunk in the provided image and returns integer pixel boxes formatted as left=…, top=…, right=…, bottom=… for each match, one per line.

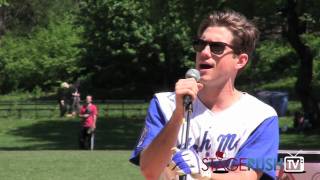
left=285, top=0, right=320, bottom=128
left=0, top=7, right=6, bottom=36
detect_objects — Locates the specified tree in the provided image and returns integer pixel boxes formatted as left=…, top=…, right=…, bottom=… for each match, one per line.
left=0, top=0, right=78, bottom=36
left=0, top=15, right=82, bottom=92
left=282, top=0, right=320, bottom=128
left=76, top=0, right=227, bottom=98
left=77, top=0, right=159, bottom=98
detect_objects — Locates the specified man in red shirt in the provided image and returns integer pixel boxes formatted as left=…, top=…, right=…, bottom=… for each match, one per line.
left=79, top=95, right=98, bottom=150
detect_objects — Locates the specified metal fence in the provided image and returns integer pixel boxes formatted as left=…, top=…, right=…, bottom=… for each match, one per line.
left=0, top=100, right=148, bottom=119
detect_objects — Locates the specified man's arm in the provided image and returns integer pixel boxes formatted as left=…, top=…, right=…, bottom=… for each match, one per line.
left=169, top=147, right=262, bottom=180
left=92, top=105, right=97, bottom=129
left=92, top=112, right=97, bottom=129
left=211, top=116, right=278, bottom=180
left=140, top=78, right=202, bottom=179
left=170, top=116, right=278, bottom=180
left=140, top=109, right=184, bottom=179
left=210, top=168, right=262, bottom=180
left=78, top=112, right=89, bottom=118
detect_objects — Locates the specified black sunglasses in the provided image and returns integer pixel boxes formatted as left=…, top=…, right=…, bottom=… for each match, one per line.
left=192, top=39, right=235, bottom=55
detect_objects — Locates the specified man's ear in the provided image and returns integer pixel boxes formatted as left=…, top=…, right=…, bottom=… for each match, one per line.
left=235, top=53, right=248, bottom=70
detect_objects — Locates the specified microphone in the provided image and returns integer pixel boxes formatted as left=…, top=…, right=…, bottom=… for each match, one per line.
left=180, top=68, right=200, bottom=180
left=183, top=69, right=200, bottom=109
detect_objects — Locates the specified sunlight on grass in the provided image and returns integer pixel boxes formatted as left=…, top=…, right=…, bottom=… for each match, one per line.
left=279, top=115, right=320, bottom=150
left=259, top=77, right=296, bottom=90
left=0, top=151, right=143, bottom=180
left=279, top=116, right=293, bottom=128
left=280, top=133, right=320, bottom=149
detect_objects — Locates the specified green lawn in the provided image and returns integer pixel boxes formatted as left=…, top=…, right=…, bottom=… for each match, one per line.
left=279, top=116, right=320, bottom=149
left=1, top=116, right=319, bottom=151
left=0, top=117, right=144, bottom=180
left=0, top=117, right=144, bottom=150
left=0, top=150, right=143, bottom=180
left=0, top=113, right=319, bottom=180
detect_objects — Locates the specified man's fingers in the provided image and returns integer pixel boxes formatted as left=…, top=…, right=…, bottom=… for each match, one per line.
left=197, top=83, right=204, bottom=90
left=171, top=147, right=179, bottom=154
left=176, top=169, right=186, bottom=176
left=167, top=160, right=177, bottom=170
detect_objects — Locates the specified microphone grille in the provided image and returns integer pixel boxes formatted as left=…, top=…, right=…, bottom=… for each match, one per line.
left=185, top=69, right=200, bottom=82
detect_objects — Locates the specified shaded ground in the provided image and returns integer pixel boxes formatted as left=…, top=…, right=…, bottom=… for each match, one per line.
left=1, top=116, right=319, bottom=150
left=0, top=117, right=144, bottom=150
left=279, top=128, right=320, bottom=150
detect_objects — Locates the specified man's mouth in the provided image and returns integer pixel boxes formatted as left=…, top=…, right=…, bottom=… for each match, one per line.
left=199, top=64, right=214, bottom=69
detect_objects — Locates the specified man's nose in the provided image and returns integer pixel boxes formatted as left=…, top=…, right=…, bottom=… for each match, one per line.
left=200, top=45, right=212, bottom=58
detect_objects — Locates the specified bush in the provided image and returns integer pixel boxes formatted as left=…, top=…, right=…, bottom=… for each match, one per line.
left=0, top=15, right=82, bottom=93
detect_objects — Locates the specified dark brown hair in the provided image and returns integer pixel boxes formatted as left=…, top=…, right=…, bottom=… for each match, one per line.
left=197, top=10, right=259, bottom=57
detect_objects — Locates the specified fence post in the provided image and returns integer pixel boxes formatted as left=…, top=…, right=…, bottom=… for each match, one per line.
left=35, top=101, right=38, bottom=119
left=122, top=100, right=124, bottom=119
left=105, top=104, right=108, bottom=119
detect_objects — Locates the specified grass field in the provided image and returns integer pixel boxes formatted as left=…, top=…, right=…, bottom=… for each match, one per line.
left=0, top=117, right=145, bottom=180
left=0, top=150, right=143, bottom=180
left=279, top=117, right=320, bottom=149
left=0, top=102, right=319, bottom=180
left=0, top=117, right=145, bottom=150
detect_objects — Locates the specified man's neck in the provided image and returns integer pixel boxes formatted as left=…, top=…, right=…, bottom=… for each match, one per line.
left=198, top=83, right=242, bottom=112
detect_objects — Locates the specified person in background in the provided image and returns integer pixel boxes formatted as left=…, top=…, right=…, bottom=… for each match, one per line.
left=71, top=80, right=81, bottom=116
left=57, top=82, right=70, bottom=117
left=294, top=111, right=312, bottom=133
left=79, top=95, right=98, bottom=150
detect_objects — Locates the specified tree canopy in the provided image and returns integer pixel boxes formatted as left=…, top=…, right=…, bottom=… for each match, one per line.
left=0, top=0, right=320, bottom=126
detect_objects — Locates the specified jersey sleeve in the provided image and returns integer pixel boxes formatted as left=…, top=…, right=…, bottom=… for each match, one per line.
left=231, top=116, right=279, bottom=179
left=129, top=96, right=166, bottom=166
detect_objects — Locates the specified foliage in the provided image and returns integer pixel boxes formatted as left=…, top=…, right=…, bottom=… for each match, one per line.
left=0, top=89, right=46, bottom=101
left=237, top=40, right=298, bottom=92
left=0, top=0, right=78, bottom=35
left=0, top=0, right=319, bottom=104
left=76, top=0, right=229, bottom=98
left=303, top=33, right=320, bottom=80
left=77, top=0, right=195, bottom=98
left=0, top=15, right=82, bottom=93
left=0, top=0, right=8, bottom=7
left=77, top=0, right=155, bottom=98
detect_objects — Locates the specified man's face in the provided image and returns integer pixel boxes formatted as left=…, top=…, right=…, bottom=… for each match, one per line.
left=86, top=96, right=92, bottom=104
left=195, top=26, right=241, bottom=87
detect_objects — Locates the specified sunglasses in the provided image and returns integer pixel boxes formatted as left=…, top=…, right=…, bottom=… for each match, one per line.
left=192, top=39, right=235, bottom=55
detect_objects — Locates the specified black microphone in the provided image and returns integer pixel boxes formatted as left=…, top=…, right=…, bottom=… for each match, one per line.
left=183, top=69, right=200, bottom=109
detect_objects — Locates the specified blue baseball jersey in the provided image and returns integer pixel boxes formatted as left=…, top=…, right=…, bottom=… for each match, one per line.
left=130, top=92, right=279, bottom=180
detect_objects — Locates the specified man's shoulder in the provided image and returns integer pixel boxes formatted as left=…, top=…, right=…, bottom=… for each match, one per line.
left=242, top=93, right=278, bottom=117
left=152, top=92, right=176, bottom=122
left=154, top=92, right=176, bottom=109
left=245, top=93, right=276, bottom=108
left=154, top=92, right=175, bottom=100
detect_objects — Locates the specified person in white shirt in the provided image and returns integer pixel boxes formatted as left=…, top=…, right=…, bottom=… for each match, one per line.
left=130, top=10, right=279, bottom=180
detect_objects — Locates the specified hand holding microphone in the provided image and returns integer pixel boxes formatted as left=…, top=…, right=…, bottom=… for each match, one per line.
left=175, top=69, right=202, bottom=113
left=174, top=69, right=203, bottom=180
left=183, top=69, right=201, bottom=109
